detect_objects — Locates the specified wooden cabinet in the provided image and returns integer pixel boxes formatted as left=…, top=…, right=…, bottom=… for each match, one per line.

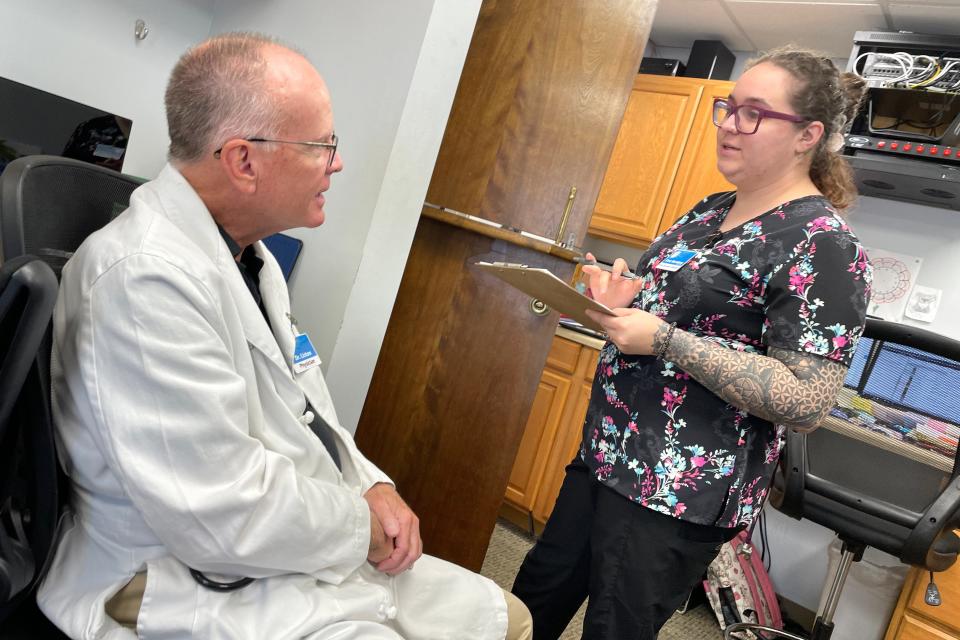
left=504, top=339, right=578, bottom=512
left=885, top=556, right=960, bottom=639
left=588, top=75, right=735, bottom=247
left=503, top=332, right=601, bottom=531
left=532, top=352, right=596, bottom=524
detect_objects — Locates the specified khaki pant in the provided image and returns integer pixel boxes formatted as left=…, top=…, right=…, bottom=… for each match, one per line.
left=106, top=574, right=532, bottom=640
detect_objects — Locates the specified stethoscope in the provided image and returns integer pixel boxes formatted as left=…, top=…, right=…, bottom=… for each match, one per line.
left=190, top=568, right=255, bottom=592
left=186, top=315, right=321, bottom=592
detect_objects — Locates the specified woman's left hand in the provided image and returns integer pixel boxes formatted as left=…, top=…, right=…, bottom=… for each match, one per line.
left=585, top=308, right=666, bottom=356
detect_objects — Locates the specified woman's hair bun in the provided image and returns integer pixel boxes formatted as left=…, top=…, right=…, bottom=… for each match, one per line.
left=839, top=72, right=867, bottom=124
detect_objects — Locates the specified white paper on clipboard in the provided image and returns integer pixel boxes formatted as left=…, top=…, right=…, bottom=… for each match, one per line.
left=474, top=261, right=615, bottom=331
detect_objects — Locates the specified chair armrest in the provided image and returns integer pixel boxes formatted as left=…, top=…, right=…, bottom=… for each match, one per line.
left=902, top=474, right=960, bottom=570
left=770, top=429, right=807, bottom=520
left=0, top=257, right=57, bottom=431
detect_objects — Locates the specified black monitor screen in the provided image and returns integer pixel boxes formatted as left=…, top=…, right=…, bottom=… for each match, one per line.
left=0, top=75, right=132, bottom=174
left=844, top=335, right=960, bottom=426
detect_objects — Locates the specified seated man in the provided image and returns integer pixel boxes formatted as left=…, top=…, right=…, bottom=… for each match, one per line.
left=38, top=32, right=530, bottom=640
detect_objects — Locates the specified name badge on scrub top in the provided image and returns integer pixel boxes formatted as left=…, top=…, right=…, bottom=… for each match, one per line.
left=292, top=333, right=321, bottom=374
left=655, top=249, right=698, bottom=272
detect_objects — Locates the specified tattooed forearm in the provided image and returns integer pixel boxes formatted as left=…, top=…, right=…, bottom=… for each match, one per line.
left=663, top=329, right=848, bottom=431
left=652, top=322, right=673, bottom=357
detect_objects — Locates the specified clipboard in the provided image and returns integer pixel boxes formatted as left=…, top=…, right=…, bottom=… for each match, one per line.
left=475, top=261, right=615, bottom=331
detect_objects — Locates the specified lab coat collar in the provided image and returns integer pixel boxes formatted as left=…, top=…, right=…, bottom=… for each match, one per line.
left=147, top=165, right=290, bottom=376
left=255, top=241, right=303, bottom=371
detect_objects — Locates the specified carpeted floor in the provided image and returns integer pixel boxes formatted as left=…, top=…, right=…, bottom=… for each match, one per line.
left=481, top=519, right=724, bottom=640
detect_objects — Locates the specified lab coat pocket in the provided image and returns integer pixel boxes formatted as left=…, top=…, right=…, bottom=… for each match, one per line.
left=135, top=556, right=202, bottom=640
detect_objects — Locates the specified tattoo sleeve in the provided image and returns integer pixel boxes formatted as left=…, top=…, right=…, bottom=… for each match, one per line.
left=662, top=328, right=848, bottom=431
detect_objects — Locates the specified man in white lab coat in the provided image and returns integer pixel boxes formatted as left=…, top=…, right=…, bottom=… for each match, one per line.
left=38, top=32, right=530, bottom=640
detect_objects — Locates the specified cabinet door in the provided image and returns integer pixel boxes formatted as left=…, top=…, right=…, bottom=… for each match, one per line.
left=894, top=614, right=956, bottom=640
left=504, top=337, right=581, bottom=511
left=659, top=79, right=735, bottom=235
left=906, top=560, right=960, bottom=635
left=505, top=368, right=573, bottom=511
left=588, top=76, right=703, bottom=247
left=532, top=347, right=600, bottom=523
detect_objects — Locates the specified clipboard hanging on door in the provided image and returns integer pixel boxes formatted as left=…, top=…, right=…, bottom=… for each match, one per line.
left=474, top=261, right=615, bottom=332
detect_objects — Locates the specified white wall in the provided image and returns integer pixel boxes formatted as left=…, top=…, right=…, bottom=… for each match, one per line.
left=325, top=3, right=485, bottom=431
left=209, top=0, right=482, bottom=432
left=848, top=196, right=960, bottom=340
left=1, top=0, right=480, bottom=435
left=0, top=1, right=215, bottom=179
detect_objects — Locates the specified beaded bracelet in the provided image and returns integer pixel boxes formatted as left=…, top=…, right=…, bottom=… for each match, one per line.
left=656, top=322, right=677, bottom=361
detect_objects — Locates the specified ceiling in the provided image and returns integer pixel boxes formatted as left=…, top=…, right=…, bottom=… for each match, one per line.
left=649, top=0, right=960, bottom=58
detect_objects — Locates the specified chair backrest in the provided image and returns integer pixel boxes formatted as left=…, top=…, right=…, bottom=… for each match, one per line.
left=771, top=318, right=960, bottom=572
left=0, top=155, right=143, bottom=621
left=0, top=155, right=145, bottom=271
left=0, top=256, right=57, bottom=615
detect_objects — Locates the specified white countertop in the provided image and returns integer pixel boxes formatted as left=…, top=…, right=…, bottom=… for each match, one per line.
left=555, top=325, right=605, bottom=350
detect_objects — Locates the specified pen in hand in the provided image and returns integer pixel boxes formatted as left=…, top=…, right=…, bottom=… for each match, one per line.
left=574, top=255, right=640, bottom=280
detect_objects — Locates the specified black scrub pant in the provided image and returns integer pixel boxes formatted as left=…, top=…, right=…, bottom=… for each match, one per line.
left=511, top=457, right=739, bottom=640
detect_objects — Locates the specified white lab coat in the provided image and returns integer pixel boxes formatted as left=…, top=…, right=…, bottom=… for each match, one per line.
left=37, top=165, right=507, bottom=640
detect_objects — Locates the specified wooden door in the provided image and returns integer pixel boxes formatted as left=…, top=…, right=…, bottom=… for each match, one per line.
left=504, top=338, right=579, bottom=511
left=427, top=2, right=657, bottom=243
left=659, top=79, right=735, bottom=235
left=588, top=76, right=703, bottom=247
left=356, top=0, right=656, bottom=571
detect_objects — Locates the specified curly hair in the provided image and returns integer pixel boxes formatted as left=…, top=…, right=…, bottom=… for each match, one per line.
left=747, top=46, right=867, bottom=211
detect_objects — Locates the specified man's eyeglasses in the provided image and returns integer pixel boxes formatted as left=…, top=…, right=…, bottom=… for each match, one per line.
left=214, top=133, right=339, bottom=169
left=712, top=98, right=808, bottom=135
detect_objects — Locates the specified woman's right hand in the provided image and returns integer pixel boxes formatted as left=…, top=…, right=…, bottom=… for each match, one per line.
left=580, top=253, right=644, bottom=309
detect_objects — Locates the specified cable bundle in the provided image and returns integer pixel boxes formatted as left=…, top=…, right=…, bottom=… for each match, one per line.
left=856, top=51, right=960, bottom=92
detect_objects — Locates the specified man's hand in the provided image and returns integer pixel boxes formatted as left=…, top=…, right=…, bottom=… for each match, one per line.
left=367, top=507, right=393, bottom=565
left=586, top=307, right=666, bottom=355
left=363, top=483, right=422, bottom=575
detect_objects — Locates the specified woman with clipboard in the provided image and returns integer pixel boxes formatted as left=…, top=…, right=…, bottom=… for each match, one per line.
left=512, top=47, right=873, bottom=640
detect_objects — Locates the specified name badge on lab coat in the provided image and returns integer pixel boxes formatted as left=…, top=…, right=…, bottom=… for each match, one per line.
left=655, top=249, right=697, bottom=272
left=292, top=333, right=321, bottom=374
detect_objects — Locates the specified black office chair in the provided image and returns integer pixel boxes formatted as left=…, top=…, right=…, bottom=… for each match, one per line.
left=0, top=156, right=143, bottom=635
left=0, top=256, right=58, bottom=617
left=1, top=155, right=144, bottom=269
left=726, top=318, right=960, bottom=640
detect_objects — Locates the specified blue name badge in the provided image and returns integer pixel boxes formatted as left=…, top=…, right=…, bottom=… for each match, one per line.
left=292, top=333, right=321, bottom=374
left=655, top=249, right=698, bottom=272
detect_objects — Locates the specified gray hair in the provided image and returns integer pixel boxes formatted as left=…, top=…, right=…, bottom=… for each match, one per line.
left=165, top=32, right=295, bottom=163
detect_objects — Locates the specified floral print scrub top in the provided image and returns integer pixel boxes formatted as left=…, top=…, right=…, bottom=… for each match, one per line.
left=582, top=192, right=872, bottom=529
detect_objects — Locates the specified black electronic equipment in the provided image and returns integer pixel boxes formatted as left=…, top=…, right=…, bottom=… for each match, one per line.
left=684, top=40, right=735, bottom=80
left=843, top=31, right=960, bottom=209
left=639, top=57, right=685, bottom=76
left=0, top=76, right=132, bottom=175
